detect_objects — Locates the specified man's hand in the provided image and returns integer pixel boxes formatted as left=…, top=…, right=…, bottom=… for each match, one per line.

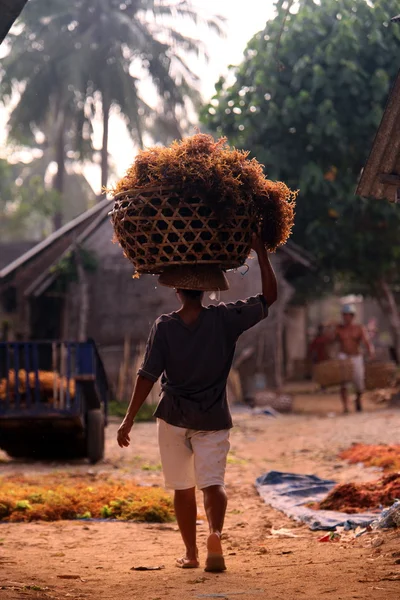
left=361, top=326, right=375, bottom=360
left=251, top=233, right=266, bottom=255
left=116, top=376, right=155, bottom=448
left=117, top=419, right=133, bottom=448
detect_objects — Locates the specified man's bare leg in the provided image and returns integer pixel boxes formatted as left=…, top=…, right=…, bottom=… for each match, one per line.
left=355, top=393, right=363, bottom=412
left=174, top=487, right=199, bottom=568
left=340, top=385, right=349, bottom=414
left=203, top=485, right=227, bottom=572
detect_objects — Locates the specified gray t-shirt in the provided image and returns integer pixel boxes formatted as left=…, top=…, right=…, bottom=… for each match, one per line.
left=138, top=295, right=268, bottom=431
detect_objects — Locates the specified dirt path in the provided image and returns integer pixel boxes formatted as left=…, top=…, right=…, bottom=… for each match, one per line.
left=1, top=391, right=400, bottom=600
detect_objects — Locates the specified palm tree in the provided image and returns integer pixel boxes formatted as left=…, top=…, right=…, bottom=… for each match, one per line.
left=1, top=5, right=94, bottom=229
left=2, top=0, right=224, bottom=213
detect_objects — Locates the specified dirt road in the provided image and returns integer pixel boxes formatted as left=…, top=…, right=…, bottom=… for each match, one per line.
left=1, top=390, right=400, bottom=600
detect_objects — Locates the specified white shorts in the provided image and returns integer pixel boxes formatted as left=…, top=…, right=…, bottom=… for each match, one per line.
left=338, top=353, right=365, bottom=393
left=157, top=419, right=230, bottom=490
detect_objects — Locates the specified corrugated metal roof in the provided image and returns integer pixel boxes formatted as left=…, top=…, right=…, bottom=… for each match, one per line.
left=356, top=70, right=400, bottom=202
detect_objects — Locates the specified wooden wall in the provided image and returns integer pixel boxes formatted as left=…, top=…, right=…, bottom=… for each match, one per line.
left=79, top=219, right=293, bottom=394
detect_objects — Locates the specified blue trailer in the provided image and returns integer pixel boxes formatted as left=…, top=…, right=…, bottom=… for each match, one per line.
left=0, top=340, right=109, bottom=463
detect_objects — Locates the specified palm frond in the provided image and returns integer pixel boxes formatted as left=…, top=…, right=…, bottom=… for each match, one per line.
left=150, top=1, right=226, bottom=37
left=159, top=28, right=207, bottom=59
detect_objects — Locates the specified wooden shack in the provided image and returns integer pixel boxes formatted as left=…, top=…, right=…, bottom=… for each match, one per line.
left=356, top=69, right=400, bottom=203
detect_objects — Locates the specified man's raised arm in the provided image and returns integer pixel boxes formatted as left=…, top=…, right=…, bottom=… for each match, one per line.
left=251, top=234, right=278, bottom=307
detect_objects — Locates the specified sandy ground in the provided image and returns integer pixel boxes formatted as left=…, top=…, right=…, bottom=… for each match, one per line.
left=1, top=386, right=400, bottom=600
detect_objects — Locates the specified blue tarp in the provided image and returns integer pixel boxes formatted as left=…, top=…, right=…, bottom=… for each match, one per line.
left=255, top=471, right=378, bottom=531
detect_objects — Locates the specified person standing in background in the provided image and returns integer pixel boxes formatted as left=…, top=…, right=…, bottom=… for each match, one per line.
left=308, top=324, right=330, bottom=365
left=336, top=304, right=374, bottom=413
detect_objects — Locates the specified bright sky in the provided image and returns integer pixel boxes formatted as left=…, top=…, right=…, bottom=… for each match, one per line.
left=190, top=0, right=276, bottom=97
left=1, top=1, right=276, bottom=193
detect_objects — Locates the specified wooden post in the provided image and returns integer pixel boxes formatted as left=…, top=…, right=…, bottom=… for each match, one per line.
left=75, top=249, right=89, bottom=343
left=275, top=298, right=284, bottom=391
left=274, top=278, right=294, bottom=390
left=117, top=334, right=131, bottom=401
left=59, top=343, right=66, bottom=410
left=52, top=342, right=58, bottom=408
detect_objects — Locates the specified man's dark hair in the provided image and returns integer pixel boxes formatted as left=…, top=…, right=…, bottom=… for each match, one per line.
left=177, top=289, right=204, bottom=299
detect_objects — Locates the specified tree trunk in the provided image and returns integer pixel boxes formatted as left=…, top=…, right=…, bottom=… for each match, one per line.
left=75, top=249, right=89, bottom=343
left=376, top=279, right=400, bottom=364
left=52, top=116, right=66, bottom=230
left=100, top=96, right=110, bottom=200
left=0, top=0, right=28, bottom=44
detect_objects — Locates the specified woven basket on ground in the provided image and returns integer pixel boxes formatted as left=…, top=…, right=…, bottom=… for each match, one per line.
left=254, top=390, right=293, bottom=413
left=110, top=186, right=253, bottom=275
left=313, top=359, right=353, bottom=388
left=365, top=361, right=397, bottom=390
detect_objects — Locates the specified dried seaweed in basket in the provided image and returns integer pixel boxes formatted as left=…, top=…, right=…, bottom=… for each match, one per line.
left=112, top=133, right=296, bottom=251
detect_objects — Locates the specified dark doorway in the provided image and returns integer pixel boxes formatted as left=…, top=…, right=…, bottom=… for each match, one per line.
left=30, top=294, right=64, bottom=340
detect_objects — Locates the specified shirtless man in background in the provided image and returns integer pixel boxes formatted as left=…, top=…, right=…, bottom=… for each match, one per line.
left=336, top=304, right=374, bottom=413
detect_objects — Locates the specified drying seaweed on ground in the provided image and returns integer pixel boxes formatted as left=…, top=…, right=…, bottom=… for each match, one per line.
left=340, top=443, right=400, bottom=472
left=0, top=473, right=174, bottom=523
left=312, top=473, right=400, bottom=513
left=112, top=133, right=296, bottom=252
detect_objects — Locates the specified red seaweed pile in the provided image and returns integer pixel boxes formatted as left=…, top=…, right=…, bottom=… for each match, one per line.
left=317, top=473, right=400, bottom=513
left=340, top=443, right=400, bottom=472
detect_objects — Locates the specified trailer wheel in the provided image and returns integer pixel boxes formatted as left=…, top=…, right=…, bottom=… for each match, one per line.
left=86, top=409, right=105, bottom=464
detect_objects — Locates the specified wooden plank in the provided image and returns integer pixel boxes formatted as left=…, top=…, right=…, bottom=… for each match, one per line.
left=378, top=173, right=400, bottom=186
left=74, top=374, right=96, bottom=382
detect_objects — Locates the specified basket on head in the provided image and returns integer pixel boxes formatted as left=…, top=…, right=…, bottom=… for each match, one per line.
left=312, top=359, right=353, bottom=388
left=110, top=186, right=253, bottom=275
left=158, top=264, right=229, bottom=292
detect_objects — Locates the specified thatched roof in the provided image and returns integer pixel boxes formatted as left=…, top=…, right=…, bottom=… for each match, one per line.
left=0, top=199, right=313, bottom=298
left=356, top=70, right=400, bottom=202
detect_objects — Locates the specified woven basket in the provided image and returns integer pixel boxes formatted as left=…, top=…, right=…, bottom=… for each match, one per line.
left=313, top=359, right=353, bottom=388
left=365, top=361, right=397, bottom=390
left=110, top=186, right=254, bottom=274
left=254, top=390, right=293, bottom=413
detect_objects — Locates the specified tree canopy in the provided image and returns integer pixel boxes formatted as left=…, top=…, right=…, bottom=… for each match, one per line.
left=203, top=0, right=400, bottom=280
left=203, top=0, right=400, bottom=352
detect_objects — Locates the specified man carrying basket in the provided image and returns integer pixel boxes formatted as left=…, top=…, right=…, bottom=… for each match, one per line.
left=117, top=234, right=277, bottom=572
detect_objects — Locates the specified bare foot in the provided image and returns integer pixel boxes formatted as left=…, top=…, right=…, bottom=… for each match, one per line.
left=205, top=532, right=226, bottom=572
